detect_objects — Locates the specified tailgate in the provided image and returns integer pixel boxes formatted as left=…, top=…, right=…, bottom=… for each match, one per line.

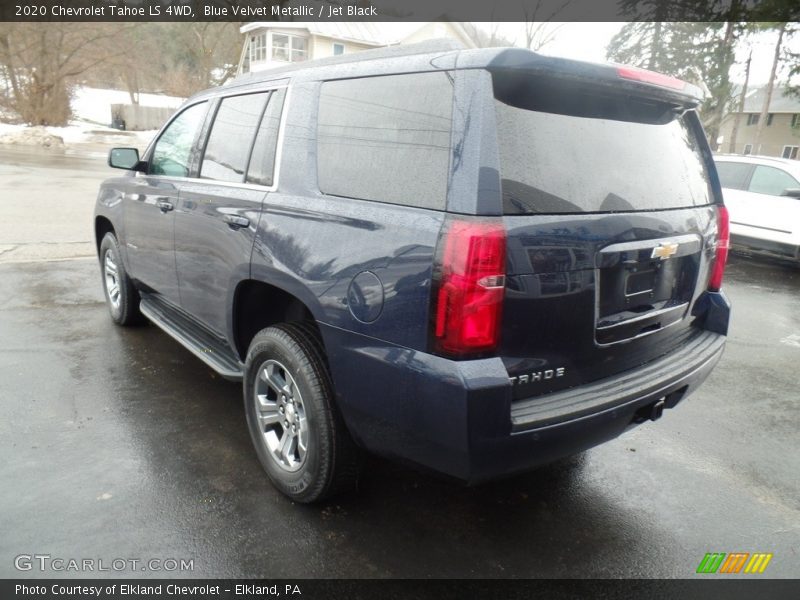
left=489, top=66, right=722, bottom=400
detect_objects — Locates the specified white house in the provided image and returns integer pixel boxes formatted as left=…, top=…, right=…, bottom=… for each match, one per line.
left=238, top=22, right=476, bottom=75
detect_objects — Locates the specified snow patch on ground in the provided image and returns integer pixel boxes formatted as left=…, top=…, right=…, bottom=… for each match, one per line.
left=0, top=86, right=183, bottom=148
left=0, top=121, right=157, bottom=148
left=72, top=87, right=184, bottom=126
left=0, top=126, right=65, bottom=148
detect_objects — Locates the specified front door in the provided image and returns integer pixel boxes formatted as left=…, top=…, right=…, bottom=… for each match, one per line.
left=123, top=101, right=208, bottom=306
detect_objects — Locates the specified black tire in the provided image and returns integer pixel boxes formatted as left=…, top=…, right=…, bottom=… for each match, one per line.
left=99, top=232, right=142, bottom=325
left=244, top=323, right=360, bottom=503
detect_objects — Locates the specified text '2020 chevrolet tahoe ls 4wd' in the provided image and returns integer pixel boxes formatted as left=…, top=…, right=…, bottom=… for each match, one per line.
left=95, top=41, right=731, bottom=503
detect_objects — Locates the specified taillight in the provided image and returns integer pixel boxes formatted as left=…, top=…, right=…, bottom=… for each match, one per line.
left=432, top=218, right=506, bottom=356
left=708, top=205, right=730, bottom=292
left=617, top=65, right=687, bottom=91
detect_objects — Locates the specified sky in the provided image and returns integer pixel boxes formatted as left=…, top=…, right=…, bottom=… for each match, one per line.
left=475, top=22, right=800, bottom=87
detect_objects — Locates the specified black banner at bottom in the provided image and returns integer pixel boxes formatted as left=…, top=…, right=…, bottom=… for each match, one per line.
left=3, top=579, right=800, bottom=600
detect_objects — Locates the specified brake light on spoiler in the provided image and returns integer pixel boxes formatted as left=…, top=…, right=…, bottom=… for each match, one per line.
left=617, top=65, right=688, bottom=91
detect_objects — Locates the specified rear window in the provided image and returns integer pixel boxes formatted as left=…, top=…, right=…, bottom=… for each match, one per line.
left=495, top=100, right=714, bottom=214
left=317, top=72, right=454, bottom=210
left=715, top=161, right=752, bottom=190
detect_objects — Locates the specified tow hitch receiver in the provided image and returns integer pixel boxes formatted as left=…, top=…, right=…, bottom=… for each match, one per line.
left=634, top=398, right=666, bottom=424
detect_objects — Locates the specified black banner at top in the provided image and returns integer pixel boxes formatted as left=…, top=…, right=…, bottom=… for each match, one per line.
left=1, top=0, right=799, bottom=22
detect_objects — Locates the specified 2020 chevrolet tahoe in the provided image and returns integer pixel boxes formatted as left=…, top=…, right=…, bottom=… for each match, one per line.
left=95, top=41, right=731, bottom=503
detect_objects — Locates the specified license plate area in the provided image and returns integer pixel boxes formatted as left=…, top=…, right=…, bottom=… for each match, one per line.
left=595, top=235, right=701, bottom=345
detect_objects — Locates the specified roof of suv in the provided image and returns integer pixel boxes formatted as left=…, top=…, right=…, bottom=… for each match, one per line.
left=188, top=39, right=704, bottom=106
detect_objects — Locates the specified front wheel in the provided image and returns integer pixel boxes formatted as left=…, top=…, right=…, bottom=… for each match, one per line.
left=99, top=232, right=142, bottom=325
left=244, top=323, right=360, bottom=503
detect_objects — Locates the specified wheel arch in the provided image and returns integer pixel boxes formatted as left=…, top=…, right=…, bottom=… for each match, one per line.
left=94, top=216, right=115, bottom=254
left=231, top=277, right=325, bottom=362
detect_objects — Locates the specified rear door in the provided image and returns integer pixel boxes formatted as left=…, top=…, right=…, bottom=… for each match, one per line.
left=489, top=77, right=722, bottom=399
left=175, top=88, right=287, bottom=340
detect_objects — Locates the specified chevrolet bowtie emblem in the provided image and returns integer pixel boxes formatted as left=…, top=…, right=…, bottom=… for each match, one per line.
left=651, top=242, right=679, bottom=260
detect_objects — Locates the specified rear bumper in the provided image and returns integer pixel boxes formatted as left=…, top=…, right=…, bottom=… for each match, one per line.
left=320, top=296, right=728, bottom=484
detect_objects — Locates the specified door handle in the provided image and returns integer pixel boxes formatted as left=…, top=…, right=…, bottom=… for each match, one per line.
left=224, top=214, right=250, bottom=229
left=157, top=200, right=174, bottom=213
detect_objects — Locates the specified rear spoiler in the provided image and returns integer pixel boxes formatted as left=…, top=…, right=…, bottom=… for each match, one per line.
left=460, top=48, right=704, bottom=109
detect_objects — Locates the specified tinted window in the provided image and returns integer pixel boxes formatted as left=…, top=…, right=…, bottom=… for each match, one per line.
left=495, top=101, right=713, bottom=214
left=200, top=93, right=268, bottom=183
left=748, top=166, right=800, bottom=196
left=150, top=102, right=207, bottom=177
left=715, top=161, right=752, bottom=190
left=247, top=88, right=286, bottom=187
left=317, top=72, right=454, bottom=210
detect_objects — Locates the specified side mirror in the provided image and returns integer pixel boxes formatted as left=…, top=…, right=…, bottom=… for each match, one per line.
left=108, top=148, right=142, bottom=171
left=781, top=188, right=800, bottom=199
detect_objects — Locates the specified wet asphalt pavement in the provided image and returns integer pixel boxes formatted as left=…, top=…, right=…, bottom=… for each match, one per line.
left=0, top=148, right=798, bottom=579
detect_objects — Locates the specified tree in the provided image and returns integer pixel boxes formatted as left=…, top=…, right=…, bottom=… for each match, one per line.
left=753, top=23, right=791, bottom=153
left=0, top=23, right=133, bottom=125
left=461, top=23, right=516, bottom=48
left=607, top=0, right=748, bottom=148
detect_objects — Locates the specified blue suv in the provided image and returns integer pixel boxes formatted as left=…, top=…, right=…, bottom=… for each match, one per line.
left=95, top=42, right=731, bottom=502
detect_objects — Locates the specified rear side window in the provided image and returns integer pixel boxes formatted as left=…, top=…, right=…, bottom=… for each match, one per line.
left=715, top=161, right=752, bottom=190
left=247, top=88, right=286, bottom=187
left=748, top=165, right=800, bottom=196
left=317, top=72, right=454, bottom=210
left=495, top=101, right=713, bottom=214
left=201, top=92, right=269, bottom=183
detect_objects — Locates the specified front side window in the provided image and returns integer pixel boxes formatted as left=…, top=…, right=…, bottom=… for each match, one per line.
left=149, top=102, right=207, bottom=177
left=715, top=161, right=752, bottom=190
left=748, top=166, right=800, bottom=197
left=747, top=114, right=759, bottom=126
left=200, top=93, right=269, bottom=183
left=333, top=43, right=345, bottom=56
left=317, top=71, right=454, bottom=210
left=272, top=33, right=307, bottom=63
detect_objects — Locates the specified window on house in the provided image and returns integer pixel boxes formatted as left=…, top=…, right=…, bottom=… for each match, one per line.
left=743, top=144, right=753, bottom=155
left=200, top=93, right=269, bottom=183
left=782, top=146, right=799, bottom=160
left=792, top=114, right=800, bottom=128
left=767, top=113, right=774, bottom=126
left=746, top=114, right=759, bottom=126
left=333, top=43, right=345, bottom=56
left=250, top=33, right=267, bottom=63
left=272, top=33, right=307, bottom=63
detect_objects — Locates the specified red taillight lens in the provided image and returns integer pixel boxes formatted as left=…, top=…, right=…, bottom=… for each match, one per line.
left=708, top=205, right=730, bottom=292
left=433, top=219, right=506, bottom=356
left=617, top=65, right=687, bottom=91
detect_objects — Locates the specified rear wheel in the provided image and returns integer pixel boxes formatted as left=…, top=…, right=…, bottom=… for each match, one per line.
left=99, top=232, right=142, bottom=325
left=244, top=323, right=360, bottom=503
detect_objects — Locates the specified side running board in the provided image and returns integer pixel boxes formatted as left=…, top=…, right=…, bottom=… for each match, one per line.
left=139, top=293, right=244, bottom=381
